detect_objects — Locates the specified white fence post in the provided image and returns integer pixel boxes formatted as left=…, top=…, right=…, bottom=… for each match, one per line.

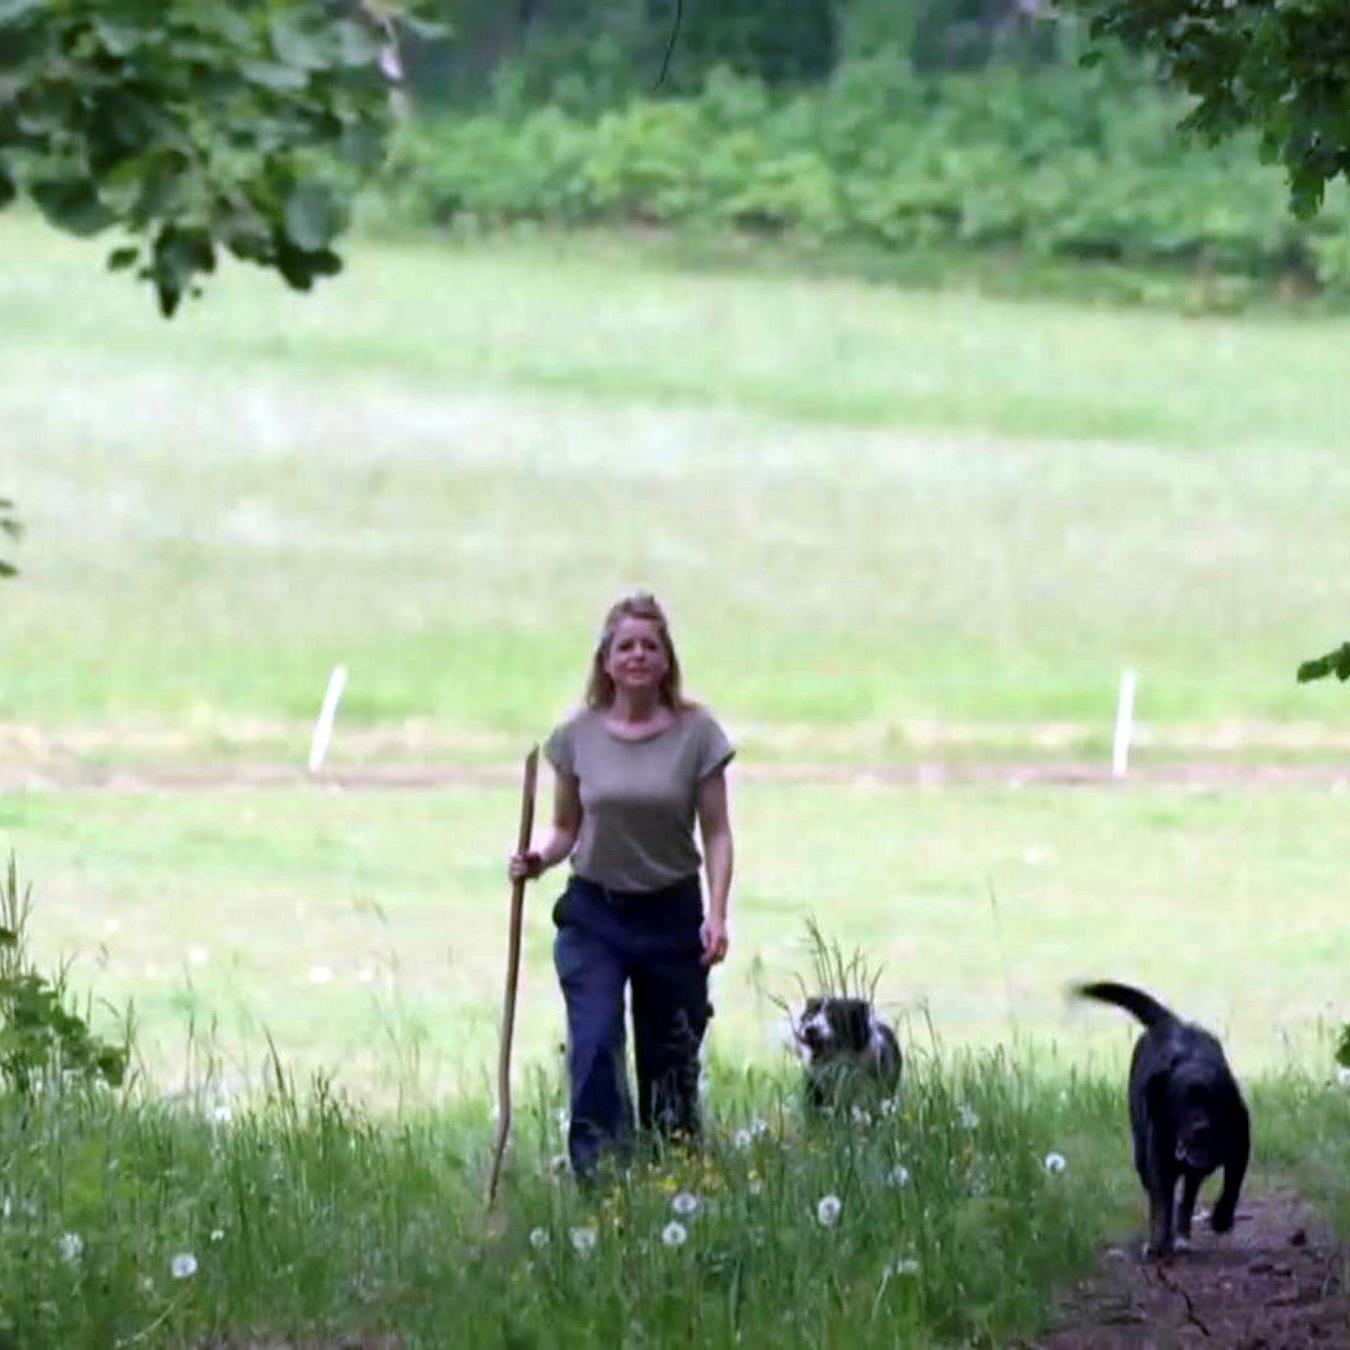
left=308, top=665, right=348, bottom=775
left=1111, top=668, right=1137, bottom=780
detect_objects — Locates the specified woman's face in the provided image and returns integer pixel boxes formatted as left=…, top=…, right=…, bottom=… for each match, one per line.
left=604, top=616, right=669, bottom=697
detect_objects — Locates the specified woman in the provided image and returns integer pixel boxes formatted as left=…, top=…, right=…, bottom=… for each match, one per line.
left=508, top=592, right=735, bottom=1180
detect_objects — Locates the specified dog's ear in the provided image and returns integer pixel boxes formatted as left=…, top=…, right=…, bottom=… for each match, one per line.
left=843, top=1000, right=871, bottom=1049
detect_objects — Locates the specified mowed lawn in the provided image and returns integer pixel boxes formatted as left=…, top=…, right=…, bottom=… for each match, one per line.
left=4, top=780, right=1344, bottom=1097
left=2, top=216, right=1347, bottom=1101
left=3, top=216, right=1350, bottom=737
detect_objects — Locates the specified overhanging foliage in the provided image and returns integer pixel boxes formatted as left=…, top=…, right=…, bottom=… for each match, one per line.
left=0, top=0, right=432, bottom=314
left=1071, top=0, right=1350, bottom=218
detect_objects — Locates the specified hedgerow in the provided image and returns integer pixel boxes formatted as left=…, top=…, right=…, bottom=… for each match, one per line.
left=380, top=53, right=1350, bottom=293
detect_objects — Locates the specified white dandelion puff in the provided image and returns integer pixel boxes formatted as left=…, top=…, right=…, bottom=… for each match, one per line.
left=1044, top=1151, right=1068, bottom=1175
left=58, top=1233, right=84, bottom=1263
left=879, top=1096, right=898, bottom=1117
left=672, top=1191, right=700, bottom=1217
left=958, top=1104, right=980, bottom=1129
left=748, top=1177, right=764, bottom=1196
left=308, top=964, right=333, bottom=985
left=570, top=1226, right=597, bottom=1256
left=850, top=1105, right=873, bottom=1128
left=887, top=1257, right=921, bottom=1277
left=1338, top=1066, right=1350, bottom=1089
left=209, top=1228, right=225, bottom=1244
left=734, top=1128, right=753, bottom=1149
left=816, top=1194, right=842, bottom=1227
left=662, top=1220, right=688, bottom=1248
left=211, top=1103, right=233, bottom=1126
left=889, top=1163, right=911, bottom=1187
left=529, top=1227, right=549, bottom=1250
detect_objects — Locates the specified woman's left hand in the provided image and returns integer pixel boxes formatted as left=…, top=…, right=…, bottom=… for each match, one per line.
left=700, top=916, right=729, bottom=967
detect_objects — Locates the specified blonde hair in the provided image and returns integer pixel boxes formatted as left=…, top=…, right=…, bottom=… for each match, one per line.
left=585, top=592, right=693, bottom=711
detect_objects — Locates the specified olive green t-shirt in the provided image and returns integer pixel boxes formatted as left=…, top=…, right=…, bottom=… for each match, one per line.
left=543, top=706, right=735, bottom=893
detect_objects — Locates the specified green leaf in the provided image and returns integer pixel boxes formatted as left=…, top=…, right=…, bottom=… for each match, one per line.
left=270, top=12, right=332, bottom=71
left=1296, top=642, right=1350, bottom=683
left=240, top=60, right=310, bottom=93
left=0, top=0, right=46, bottom=23
left=29, top=179, right=114, bottom=237
left=283, top=181, right=346, bottom=252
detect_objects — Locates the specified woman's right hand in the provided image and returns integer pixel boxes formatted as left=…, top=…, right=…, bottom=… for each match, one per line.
left=508, top=851, right=543, bottom=884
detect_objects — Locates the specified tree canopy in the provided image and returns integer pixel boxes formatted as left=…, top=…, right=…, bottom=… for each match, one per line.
left=1071, top=0, right=1350, bottom=218
left=0, top=1, right=428, bottom=315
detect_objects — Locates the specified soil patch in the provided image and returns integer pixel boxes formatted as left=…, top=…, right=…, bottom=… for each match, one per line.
left=1034, top=1188, right=1348, bottom=1348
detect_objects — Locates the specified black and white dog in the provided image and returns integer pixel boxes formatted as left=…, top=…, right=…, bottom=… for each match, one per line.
left=1077, top=981, right=1250, bottom=1259
left=793, top=996, right=902, bottom=1110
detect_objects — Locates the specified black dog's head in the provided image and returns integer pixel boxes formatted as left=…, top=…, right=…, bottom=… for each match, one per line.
left=794, top=996, right=875, bottom=1063
left=1156, top=1062, right=1227, bottom=1172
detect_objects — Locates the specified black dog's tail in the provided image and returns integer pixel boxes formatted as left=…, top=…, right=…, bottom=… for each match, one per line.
left=1075, top=981, right=1176, bottom=1028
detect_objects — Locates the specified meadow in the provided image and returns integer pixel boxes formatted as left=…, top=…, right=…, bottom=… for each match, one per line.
left=2, top=213, right=1348, bottom=1344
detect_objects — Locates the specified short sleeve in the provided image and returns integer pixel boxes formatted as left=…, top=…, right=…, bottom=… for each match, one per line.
left=543, top=717, right=576, bottom=777
left=696, top=711, right=735, bottom=782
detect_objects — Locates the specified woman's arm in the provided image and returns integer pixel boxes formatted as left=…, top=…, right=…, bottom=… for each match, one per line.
left=508, top=770, right=582, bottom=881
left=696, top=768, right=734, bottom=965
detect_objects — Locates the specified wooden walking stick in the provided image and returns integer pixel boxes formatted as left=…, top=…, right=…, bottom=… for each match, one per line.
left=486, top=744, right=539, bottom=1211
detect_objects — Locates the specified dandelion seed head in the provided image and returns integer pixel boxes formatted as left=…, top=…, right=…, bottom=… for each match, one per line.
left=850, top=1105, right=872, bottom=1128
left=733, top=1128, right=753, bottom=1149
left=58, top=1233, right=83, bottom=1263
left=671, top=1191, right=700, bottom=1217
left=1044, top=1151, right=1068, bottom=1175
left=958, top=1104, right=980, bottom=1129
left=570, top=1226, right=597, bottom=1256
left=1338, top=1066, right=1350, bottom=1090
left=209, top=1228, right=225, bottom=1243
left=662, top=1220, right=688, bottom=1248
left=816, top=1194, right=842, bottom=1227
left=170, top=1252, right=198, bottom=1280
left=887, top=1257, right=921, bottom=1277
left=529, top=1227, right=549, bottom=1250
left=889, top=1163, right=911, bottom=1187
left=748, top=1177, right=764, bottom=1196
left=308, top=964, right=333, bottom=985
left=879, top=1096, right=898, bottom=1117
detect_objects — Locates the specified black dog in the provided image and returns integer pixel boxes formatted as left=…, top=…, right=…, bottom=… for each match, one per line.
left=793, top=996, right=902, bottom=1110
left=1077, top=981, right=1250, bottom=1258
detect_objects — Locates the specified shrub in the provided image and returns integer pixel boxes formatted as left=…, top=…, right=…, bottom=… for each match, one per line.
left=0, top=856, right=129, bottom=1095
left=380, top=52, right=1350, bottom=297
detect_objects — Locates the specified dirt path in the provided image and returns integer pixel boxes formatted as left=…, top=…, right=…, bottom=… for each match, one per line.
left=1034, top=1188, right=1349, bottom=1348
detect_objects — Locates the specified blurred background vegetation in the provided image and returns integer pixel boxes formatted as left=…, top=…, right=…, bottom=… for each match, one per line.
left=361, top=0, right=1350, bottom=307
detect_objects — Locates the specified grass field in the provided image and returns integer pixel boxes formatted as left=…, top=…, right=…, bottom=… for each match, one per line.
left=4, top=216, right=1350, bottom=737
left=5, top=780, right=1346, bottom=1096
left=3, top=213, right=1349, bottom=1345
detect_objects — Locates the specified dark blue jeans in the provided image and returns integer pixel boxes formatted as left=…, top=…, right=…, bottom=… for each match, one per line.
left=552, top=874, right=710, bottom=1179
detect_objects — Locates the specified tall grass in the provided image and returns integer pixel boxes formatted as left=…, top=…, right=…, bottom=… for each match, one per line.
left=4, top=1045, right=1345, bottom=1346
left=0, top=1046, right=1124, bottom=1347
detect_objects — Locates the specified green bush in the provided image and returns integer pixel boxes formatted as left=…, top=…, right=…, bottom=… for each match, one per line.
left=0, top=857, right=129, bottom=1095
left=380, top=52, right=1350, bottom=295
